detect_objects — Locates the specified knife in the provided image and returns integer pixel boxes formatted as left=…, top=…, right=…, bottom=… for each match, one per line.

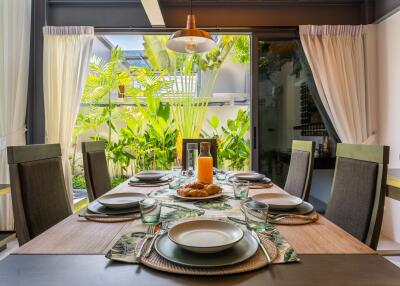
left=251, top=230, right=272, bottom=264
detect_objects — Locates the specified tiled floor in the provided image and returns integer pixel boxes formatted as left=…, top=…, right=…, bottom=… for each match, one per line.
left=0, top=239, right=18, bottom=261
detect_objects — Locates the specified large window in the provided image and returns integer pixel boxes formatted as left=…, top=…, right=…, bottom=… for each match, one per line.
left=71, top=34, right=251, bottom=191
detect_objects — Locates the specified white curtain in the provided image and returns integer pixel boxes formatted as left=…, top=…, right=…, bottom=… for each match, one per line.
left=0, top=0, right=31, bottom=230
left=43, top=26, right=94, bottom=205
left=300, top=25, right=377, bottom=144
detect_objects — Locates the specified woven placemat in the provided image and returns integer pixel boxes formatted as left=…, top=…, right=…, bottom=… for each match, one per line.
left=139, top=234, right=278, bottom=276
left=128, top=181, right=171, bottom=187
left=268, top=211, right=319, bottom=225
left=249, top=182, right=274, bottom=189
left=79, top=212, right=141, bottom=223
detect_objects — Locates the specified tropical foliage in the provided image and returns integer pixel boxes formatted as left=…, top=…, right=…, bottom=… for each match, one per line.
left=71, top=35, right=251, bottom=188
left=204, top=109, right=251, bottom=170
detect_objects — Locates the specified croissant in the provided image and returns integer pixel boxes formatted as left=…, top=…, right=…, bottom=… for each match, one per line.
left=205, top=184, right=222, bottom=195
left=177, top=182, right=222, bottom=197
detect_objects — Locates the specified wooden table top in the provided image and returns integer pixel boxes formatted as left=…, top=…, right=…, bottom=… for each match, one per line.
left=2, top=254, right=400, bottom=286
left=14, top=180, right=374, bottom=255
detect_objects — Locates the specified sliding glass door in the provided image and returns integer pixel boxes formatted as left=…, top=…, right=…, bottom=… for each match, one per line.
left=251, top=32, right=335, bottom=188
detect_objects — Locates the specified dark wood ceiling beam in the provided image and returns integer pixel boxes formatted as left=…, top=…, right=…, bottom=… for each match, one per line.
left=160, top=0, right=365, bottom=7
left=374, top=0, right=400, bottom=22
left=162, top=4, right=365, bottom=26
left=47, top=0, right=143, bottom=7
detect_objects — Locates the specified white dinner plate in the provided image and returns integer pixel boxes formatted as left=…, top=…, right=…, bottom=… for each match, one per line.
left=234, top=172, right=266, bottom=182
left=170, top=189, right=224, bottom=201
left=97, top=192, right=146, bottom=209
left=135, top=171, right=166, bottom=182
left=168, top=220, right=244, bottom=253
left=251, top=193, right=303, bottom=210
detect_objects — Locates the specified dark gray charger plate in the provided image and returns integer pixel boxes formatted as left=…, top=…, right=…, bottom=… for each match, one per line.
left=154, top=231, right=258, bottom=268
left=269, top=201, right=314, bottom=215
left=228, top=177, right=272, bottom=184
left=87, top=200, right=140, bottom=215
left=129, top=176, right=170, bottom=184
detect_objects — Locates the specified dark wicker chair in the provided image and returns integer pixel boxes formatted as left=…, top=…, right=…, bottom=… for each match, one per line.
left=7, top=144, right=72, bottom=245
left=82, top=141, right=112, bottom=202
left=284, top=140, right=315, bottom=201
left=325, top=143, right=389, bottom=249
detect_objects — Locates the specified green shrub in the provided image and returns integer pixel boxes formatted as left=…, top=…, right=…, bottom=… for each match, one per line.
left=72, top=175, right=86, bottom=189
left=112, top=177, right=128, bottom=188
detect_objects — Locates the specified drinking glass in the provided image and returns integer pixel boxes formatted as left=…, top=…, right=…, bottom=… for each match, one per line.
left=186, top=143, right=198, bottom=178
left=171, top=166, right=182, bottom=178
left=139, top=198, right=161, bottom=224
left=242, top=200, right=269, bottom=232
left=169, top=176, right=188, bottom=190
left=233, top=180, right=249, bottom=199
left=215, top=171, right=227, bottom=182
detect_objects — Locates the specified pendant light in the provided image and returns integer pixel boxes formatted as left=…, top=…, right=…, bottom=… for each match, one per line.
left=166, top=0, right=216, bottom=54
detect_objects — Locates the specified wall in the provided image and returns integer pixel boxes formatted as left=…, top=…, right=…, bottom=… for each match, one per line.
left=377, top=10, right=400, bottom=169
left=377, top=10, right=400, bottom=243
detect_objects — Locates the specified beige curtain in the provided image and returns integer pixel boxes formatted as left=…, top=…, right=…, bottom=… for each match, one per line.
left=299, top=25, right=377, bottom=144
left=43, top=26, right=94, bottom=205
left=0, top=0, right=31, bottom=230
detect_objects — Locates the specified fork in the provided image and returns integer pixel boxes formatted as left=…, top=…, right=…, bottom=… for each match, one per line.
left=135, top=224, right=156, bottom=259
left=143, top=221, right=169, bottom=258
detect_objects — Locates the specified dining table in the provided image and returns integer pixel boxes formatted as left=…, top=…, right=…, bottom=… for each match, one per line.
left=1, top=177, right=400, bottom=285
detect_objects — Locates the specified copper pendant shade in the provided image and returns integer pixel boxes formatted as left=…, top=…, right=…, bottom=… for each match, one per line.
left=166, top=7, right=216, bottom=54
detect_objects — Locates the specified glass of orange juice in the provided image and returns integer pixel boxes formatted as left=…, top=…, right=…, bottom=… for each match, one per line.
left=197, top=142, right=213, bottom=184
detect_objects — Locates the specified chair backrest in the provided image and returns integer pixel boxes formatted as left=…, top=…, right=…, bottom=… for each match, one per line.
left=7, top=144, right=72, bottom=245
left=284, top=140, right=315, bottom=201
left=181, top=139, right=218, bottom=170
left=325, top=143, right=389, bottom=249
left=81, top=141, right=112, bottom=201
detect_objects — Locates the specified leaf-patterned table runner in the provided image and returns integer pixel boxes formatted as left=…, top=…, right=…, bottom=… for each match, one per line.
left=106, top=187, right=299, bottom=264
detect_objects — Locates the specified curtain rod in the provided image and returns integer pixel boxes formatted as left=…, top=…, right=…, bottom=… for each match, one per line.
left=94, top=26, right=300, bottom=33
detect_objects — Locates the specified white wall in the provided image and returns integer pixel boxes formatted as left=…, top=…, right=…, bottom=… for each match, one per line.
left=377, top=10, right=400, bottom=244
left=378, top=11, right=400, bottom=168
left=212, top=54, right=250, bottom=95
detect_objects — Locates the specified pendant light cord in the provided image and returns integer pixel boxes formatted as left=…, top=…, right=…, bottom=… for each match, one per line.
left=190, top=0, right=193, bottom=15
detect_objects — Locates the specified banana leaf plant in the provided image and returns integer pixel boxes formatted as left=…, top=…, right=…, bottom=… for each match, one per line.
left=124, top=67, right=178, bottom=171
left=143, top=35, right=239, bottom=161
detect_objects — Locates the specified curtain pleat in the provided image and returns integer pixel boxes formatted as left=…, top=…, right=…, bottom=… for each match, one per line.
left=299, top=25, right=377, bottom=144
left=0, top=0, right=31, bottom=230
left=43, top=26, right=94, bottom=207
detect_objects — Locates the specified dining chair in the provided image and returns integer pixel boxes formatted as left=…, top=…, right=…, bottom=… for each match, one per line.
left=325, top=143, right=389, bottom=249
left=7, top=144, right=72, bottom=246
left=181, top=138, right=218, bottom=170
left=284, top=140, right=315, bottom=201
left=82, top=141, right=112, bottom=202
